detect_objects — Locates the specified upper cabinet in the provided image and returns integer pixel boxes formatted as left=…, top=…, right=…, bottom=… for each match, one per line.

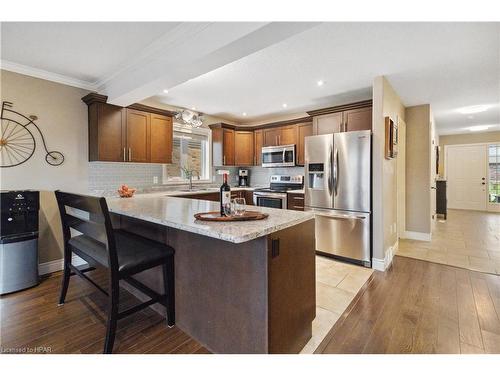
left=263, top=128, right=281, bottom=147
left=254, top=130, right=263, bottom=165
left=312, top=112, right=342, bottom=135
left=234, top=131, right=254, bottom=166
left=211, top=124, right=236, bottom=166
left=297, top=122, right=313, bottom=166
left=343, top=107, right=372, bottom=132
left=83, top=93, right=174, bottom=163
left=263, top=125, right=298, bottom=147
left=150, top=113, right=173, bottom=164
left=309, top=100, right=372, bottom=135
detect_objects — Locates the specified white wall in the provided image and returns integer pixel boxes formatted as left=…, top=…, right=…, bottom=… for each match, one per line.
left=1, top=70, right=89, bottom=263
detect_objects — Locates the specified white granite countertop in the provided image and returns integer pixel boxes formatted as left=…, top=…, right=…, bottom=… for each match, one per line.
left=106, top=195, right=314, bottom=244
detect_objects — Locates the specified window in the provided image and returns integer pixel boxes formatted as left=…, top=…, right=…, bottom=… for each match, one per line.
left=489, top=144, right=500, bottom=204
left=162, top=125, right=211, bottom=183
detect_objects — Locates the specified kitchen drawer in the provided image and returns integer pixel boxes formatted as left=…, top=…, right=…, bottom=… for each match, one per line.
left=287, top=193, right=305, bottom=211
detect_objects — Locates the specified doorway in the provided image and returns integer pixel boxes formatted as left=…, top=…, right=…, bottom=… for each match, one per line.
left=446, top=144, right=487, bottom=211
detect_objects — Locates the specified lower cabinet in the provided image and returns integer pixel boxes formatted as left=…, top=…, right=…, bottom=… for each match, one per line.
left=287, top=193, right=305, bottom=211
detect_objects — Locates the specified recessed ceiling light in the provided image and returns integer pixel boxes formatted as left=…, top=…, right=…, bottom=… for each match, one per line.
left=457, top=105, right=492, bottom=114
left=468, top=125, right=491, bottom=132
left=163, top=89, right=169, bottom=94
left=282, top=103, right=288, bottom=108
left=191, top=107, right=196, bottom=110
left=317, top=80, right=324, bottom=86
left=242, top=112, right=247, bottom=116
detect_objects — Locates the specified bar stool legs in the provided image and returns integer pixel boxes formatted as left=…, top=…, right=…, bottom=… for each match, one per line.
left=104, top=278, right=119, bottom=354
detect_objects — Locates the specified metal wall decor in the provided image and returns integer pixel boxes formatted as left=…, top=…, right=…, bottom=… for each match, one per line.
left=174, top=109, right=204, bottom=128
left=0, top=101, right=64, bottom=168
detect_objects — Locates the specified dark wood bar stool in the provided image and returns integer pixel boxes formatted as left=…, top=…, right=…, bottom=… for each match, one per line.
left=54, top=191, right=175, bottom=354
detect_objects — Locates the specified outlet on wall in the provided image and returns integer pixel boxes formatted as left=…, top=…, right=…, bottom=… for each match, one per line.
left=153, top=176, right=158, bottom=184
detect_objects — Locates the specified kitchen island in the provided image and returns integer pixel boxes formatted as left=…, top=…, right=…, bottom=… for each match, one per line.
left=106, top=195, right=316, bottom=354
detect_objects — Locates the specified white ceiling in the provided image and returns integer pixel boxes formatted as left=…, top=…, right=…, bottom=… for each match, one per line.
left=1, top=22, right=499, bottom=135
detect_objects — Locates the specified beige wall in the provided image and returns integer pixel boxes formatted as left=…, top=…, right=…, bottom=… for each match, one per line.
left=438, top=131, right=500, bottom=176
left=372, top=76, right=406, bottom=264
left=405, top=104, right=432, bottom=234
left=1, top=70, right=90, bottom=263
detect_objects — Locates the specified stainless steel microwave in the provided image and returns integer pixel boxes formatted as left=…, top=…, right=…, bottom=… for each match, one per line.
left=261, top=144, right=295, bottom=168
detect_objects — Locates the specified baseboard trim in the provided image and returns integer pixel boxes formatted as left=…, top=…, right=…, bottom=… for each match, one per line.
left=38, top=255, right=88, bottom=275
left=403, top=231, right=431, bottom=241
left=372, top=242, right=397, bottom=272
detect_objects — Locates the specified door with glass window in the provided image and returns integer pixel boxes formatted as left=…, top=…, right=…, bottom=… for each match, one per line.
left=488, top=144, right=500, bottom=212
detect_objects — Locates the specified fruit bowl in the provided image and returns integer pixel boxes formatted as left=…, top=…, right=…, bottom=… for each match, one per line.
left=117, top=184, right=136, bottom=198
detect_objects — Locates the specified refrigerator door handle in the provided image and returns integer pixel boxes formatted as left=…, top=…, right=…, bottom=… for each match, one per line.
left=305, top=207, right=368, bottom=220
left=328, top=146, right=333, bottom=195
left=333, top=149, right=339, bottom=196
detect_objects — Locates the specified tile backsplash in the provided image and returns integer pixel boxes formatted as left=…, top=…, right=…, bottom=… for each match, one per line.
left=89, top=162, right=305, bottom=193
left=89, top=162, right=163, bottom=191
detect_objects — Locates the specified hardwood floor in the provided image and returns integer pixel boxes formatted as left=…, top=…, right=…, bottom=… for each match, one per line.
left=0, top=269, right=209, bottom=354
left=316, top=255, right=500, bottom=354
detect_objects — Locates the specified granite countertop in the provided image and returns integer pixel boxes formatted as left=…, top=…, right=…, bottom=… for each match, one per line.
left=106, top=195, right=314, bottom=243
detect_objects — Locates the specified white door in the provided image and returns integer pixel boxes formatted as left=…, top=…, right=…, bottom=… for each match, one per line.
left=446, top=144, right=487, bottom=210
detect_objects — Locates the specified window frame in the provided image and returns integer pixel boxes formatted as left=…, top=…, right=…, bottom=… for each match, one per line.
left=161, top=123, right=212, bottom=185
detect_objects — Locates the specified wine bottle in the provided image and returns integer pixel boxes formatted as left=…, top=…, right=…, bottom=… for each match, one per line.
left=220, top=173, right=231, bottom=216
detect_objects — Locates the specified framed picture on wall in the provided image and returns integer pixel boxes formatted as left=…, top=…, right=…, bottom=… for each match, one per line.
left=385, top=116, right=398, bottom=159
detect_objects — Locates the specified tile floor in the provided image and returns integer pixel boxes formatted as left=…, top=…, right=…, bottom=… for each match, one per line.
left=300, top=255, right=373, bottom=353
left=397, top=209, right=500, bottom=275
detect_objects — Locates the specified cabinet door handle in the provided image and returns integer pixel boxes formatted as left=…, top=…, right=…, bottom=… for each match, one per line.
left=223, top=155, right=226, bottom=165
left=128, top=148, right=131, bottom=161
left=123, top=147, right=126, bottom=162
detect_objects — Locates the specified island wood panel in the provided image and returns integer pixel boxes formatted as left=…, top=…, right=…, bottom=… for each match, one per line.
left=150, top=113, right=173, bottom=163
left=115, top=215, right=316, bottom=354
left=267, top=219, right=315, bottom=353
left=126, top=109, right=150, bottom=163
left=234, top=131, right=254, bottom=166
left=297, top=122, right=313, bottom=165
left=254, top=130, right=263, bottom=165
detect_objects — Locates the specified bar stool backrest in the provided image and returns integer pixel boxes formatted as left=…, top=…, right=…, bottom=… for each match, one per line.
left=54, top=191, right=118, bottom=272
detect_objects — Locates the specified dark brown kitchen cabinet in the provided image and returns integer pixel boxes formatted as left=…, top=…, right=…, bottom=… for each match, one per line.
left=313, top=112, right=343, bottom=135
left=254, top=130, right=263, bottom=165
left=212, top=124, right=236, bottom=166
left=150, top=113, right=173, bottom=164
left=287, top=193, right=305, bottom=211
left=297, top=122, right=313, bottom=166
left=234, top=131, right=254, bottom=166
left=245, top=190, right=254, bottom=205
left=344, top=107, right=372, bottom=132
left=83, top=94, right=174, bottom=163
left=312, top=106, right=372, bottom=135
left=263, top=128, right=281, bottom=147
left=88, top=102, right=126, bottom=162
left=126, top=109, right=150, bottom=163
left=279, top=125, right=298, bottom=146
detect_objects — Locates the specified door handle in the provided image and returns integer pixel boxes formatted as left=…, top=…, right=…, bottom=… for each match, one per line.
left=123, top=147, right=126, bottom=162
left=128, top=148, right=131, bottom=161
left=328, top=146, right=333, bottom=195
left=334, top=149, right=339, bottom=196
left=223, top=155, right=226, bottom=165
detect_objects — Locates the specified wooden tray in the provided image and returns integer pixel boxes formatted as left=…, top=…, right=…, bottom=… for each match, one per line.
left=194, top=211, right=269, bottom=222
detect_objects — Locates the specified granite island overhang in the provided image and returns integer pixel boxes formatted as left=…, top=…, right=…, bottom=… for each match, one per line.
left=106, top=195, right=316, bottom=354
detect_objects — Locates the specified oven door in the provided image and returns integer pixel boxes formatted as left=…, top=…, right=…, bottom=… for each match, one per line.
left=261, top=145, right=295, bottom=167
left=253, top=192, right=287, bottom=209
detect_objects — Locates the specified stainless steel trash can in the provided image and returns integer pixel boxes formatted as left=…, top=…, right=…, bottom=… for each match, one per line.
left=0, top=190, right=40, bottom=294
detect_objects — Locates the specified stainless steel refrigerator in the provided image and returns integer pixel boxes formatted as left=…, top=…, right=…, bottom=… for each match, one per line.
left=304, top=130, right=371, bottom=267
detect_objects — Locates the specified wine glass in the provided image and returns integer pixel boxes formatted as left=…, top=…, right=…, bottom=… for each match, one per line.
left=223, top=202, right=233, bottom=217
left=233, top=198, right=246, bottom=216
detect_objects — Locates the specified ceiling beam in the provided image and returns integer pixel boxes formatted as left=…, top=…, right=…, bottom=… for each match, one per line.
left=101, top=22, right=319, bottom=107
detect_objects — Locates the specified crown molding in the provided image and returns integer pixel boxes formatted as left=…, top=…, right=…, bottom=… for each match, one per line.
left=1, top=60, right=97, bottom=91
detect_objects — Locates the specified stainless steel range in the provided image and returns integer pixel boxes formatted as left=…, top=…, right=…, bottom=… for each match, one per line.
left=253, top=175, right=303, bottom=209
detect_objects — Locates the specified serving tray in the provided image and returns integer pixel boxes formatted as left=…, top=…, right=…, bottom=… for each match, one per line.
left=194, top=211, right=269, bottom=222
